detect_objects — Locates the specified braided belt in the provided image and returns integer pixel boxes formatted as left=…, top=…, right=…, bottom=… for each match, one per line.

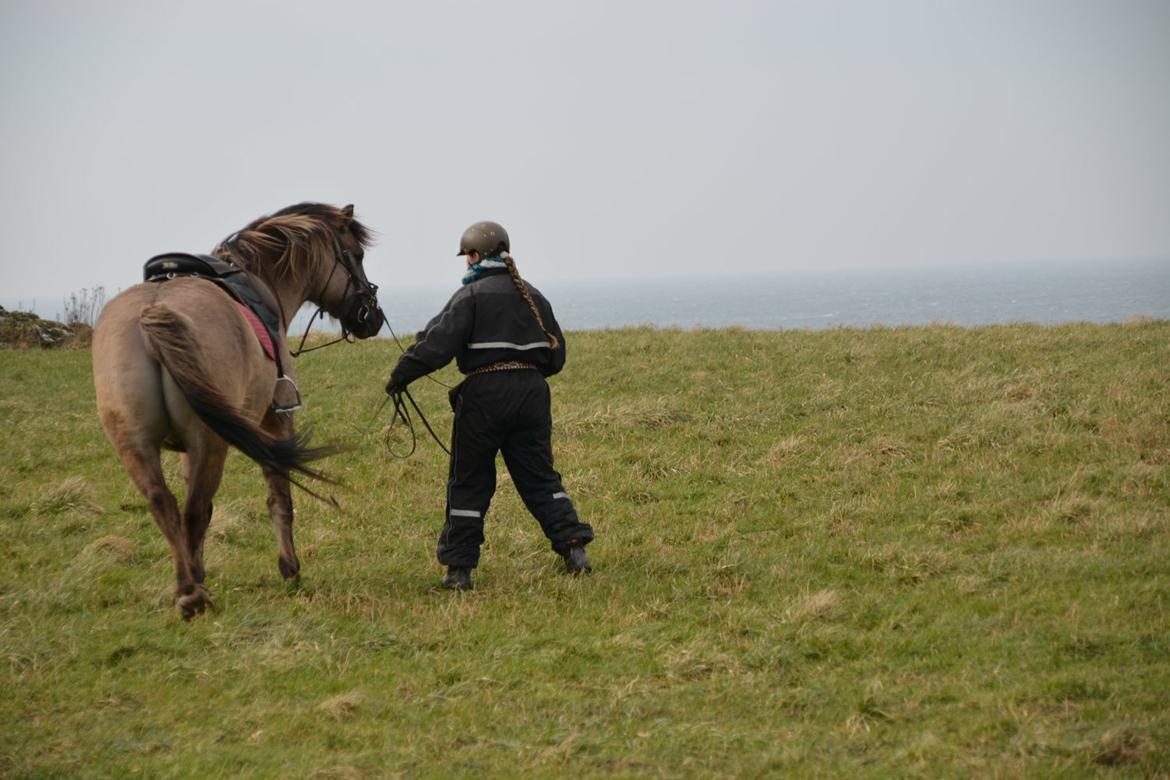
left=465, top=360, right=538, bottom=377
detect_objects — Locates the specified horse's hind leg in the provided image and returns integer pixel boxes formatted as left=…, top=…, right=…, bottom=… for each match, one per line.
left=180, top=440, right=228, bottom=585
left=115, top=442, right=209, bottom=617
left=262, top=462, right=300, bottom=580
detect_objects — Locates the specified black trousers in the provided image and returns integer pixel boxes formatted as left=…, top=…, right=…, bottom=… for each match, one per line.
left=437, top=369, right=594, bottom=568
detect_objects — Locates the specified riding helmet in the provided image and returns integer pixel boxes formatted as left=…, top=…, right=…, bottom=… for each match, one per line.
left=457, top=221, right=510, bottom=257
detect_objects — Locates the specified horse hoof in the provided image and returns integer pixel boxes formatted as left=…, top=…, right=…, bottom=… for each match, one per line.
left=177, top=586, right=212, bottom=619
left=278, top=557, right=300, bottom=580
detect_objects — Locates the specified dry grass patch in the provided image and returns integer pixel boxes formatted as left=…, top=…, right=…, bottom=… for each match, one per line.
left=307, top=765, right=366, bottom=780
left=1090, top=726, right=1153, bottom=767
left=207, top=499, right=251, bottom=542
left=955, top=575, right=993, bottom=595
left=1002, top=379, right=1039, bottom=402
left=79, top=535, right=135, bottom=564
left=32, top=476, right=102, bottom=518
left=1121, top=462, right=1166, bottom=499
left=664, top=642, right=740, bottom=681
left=930, top=477, right=962, bottom=501
left=844, top=679, right=894, bottom=736
left=557, top=396, right=690, bottom=436
left=55, top=535, right=138, bottom=591
left=856, top=547, right=954, bottom=585
left=317, top=691, right=366, bottom=721
left=1045, top=495, right=1097, bottom=526
left=872, top=434, right=910, bottom=461
left=760, top=433, right=807, bottom=467
left=1101, top=510, right=1166, bottom=541
left=784, top=588, right=842, bottom=624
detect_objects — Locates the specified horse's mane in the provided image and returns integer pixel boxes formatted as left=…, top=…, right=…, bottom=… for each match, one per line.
left=213, top=203, right=372, bottom=283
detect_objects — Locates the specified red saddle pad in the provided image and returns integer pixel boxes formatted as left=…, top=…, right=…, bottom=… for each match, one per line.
left=237, top=302, right=276, bottom=361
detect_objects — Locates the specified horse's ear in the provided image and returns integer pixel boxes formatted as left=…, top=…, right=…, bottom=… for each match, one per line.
left=341, top=204, right=354, bottom=223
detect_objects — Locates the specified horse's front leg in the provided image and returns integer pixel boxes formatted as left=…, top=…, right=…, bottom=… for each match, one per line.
left=262, top=411, right=300, bottom=580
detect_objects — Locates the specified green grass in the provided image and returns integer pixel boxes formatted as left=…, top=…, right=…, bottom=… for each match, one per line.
left=1, top=322, right=1168, bottom=777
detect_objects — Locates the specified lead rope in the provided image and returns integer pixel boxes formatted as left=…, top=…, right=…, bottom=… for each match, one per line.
left=376, top=387, right=451, bottom=459
left=378, top=319, right=453, bottom=458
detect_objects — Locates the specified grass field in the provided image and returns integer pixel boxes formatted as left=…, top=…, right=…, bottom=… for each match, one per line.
left=1, top=322, right=1168, bottom=777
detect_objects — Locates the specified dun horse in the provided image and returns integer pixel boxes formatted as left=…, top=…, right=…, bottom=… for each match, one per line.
left=92, top=203, right=382, bottom=617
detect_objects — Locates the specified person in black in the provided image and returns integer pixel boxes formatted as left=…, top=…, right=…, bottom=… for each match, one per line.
left=385, top=221, right=594, bottom=590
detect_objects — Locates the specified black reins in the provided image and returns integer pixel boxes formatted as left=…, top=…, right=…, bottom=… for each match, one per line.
left=378, top=319, right=452, bottom=459
left=378, top=385, right=451, bottom=459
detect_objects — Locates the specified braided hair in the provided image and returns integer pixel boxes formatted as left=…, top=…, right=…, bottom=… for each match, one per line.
left=500, top=253, right=559, bottom=351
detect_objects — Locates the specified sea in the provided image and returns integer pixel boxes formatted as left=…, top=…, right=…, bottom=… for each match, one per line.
left=373, top=258, right=1170, bottom=335
left=5, top=258, right=1167, bottom=335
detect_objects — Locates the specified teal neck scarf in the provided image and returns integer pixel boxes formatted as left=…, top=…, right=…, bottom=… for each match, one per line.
left=462, top=255, right=509, bottom=285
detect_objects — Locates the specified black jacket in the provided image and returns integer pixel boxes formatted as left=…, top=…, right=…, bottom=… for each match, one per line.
left=390, top=268, right=566, bottom=387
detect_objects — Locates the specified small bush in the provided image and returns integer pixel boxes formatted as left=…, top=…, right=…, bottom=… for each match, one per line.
left=62, top=286, right=106, bottom=329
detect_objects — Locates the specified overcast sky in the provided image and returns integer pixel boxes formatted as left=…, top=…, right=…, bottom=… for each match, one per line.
left=1, top=0, right=1168, bottom=302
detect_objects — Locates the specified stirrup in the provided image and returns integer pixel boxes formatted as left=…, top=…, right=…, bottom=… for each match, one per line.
left=271, top=375, right=303, bottom=414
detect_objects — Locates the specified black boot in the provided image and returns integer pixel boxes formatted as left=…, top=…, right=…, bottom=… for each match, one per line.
left=442, top=566, right=473, bottom=591
left=563, top=545, right=591, bottom=574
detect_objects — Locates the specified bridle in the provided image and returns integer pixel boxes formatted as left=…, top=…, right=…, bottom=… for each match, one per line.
left=290, top=244, right=383, bottom=357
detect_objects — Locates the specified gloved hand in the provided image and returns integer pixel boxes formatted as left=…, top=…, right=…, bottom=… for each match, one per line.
left=385, top=375, right=404, bottom=396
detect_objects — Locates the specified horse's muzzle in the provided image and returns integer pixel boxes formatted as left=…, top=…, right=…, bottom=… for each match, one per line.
left=345, top=295, right=384, bottom=339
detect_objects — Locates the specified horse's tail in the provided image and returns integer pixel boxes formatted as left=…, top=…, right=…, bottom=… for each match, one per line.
left=139, top=304, right=337, bottom=486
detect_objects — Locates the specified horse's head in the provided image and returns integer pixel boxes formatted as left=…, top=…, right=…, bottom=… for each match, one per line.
left=216, top=203, right=385, bottom=338
left=318, top=204, right=384, bottom=339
